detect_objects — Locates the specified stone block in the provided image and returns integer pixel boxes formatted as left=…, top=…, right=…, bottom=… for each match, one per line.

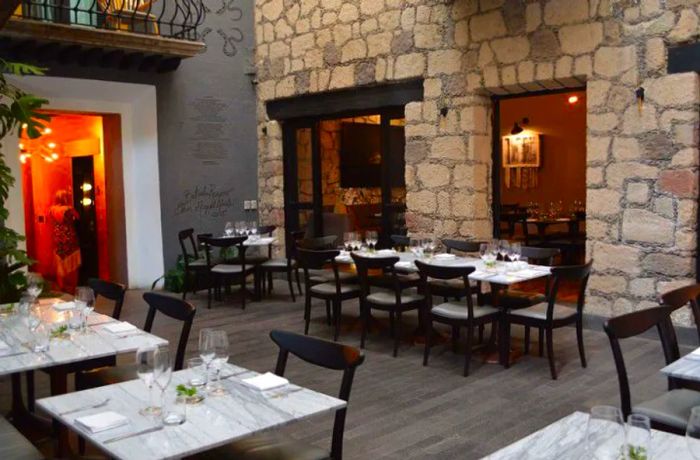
left=606, top=162, right=659, bottom=189
left=360, top=0, right=384, bottom=16
left=592, top=241, right=641, bottom=275
left=460, top=105, right=489, bottom=133
left=659, top=169, right=698, bottom=198
left=587, top=80, right=611, bottom=108
left=470, top=10, right=507, bottom=41
left=629, top=278, right=656, bottom=297
left=338, top=3, right=358, bottom=22
left=530, top=30, right=561, bottom=60
left=415, top=24, right=443, bottom=49
left=428, top=50, right=463, bottom=75
left=622, top=209, right=675, bottom=244
left=455, top=20, right=470, bottom=47
left=611, top=137, right=640, bottom=160
left=431, top=136, right=467, bottom=160
left=368, top=32, right=392, bottom=57
left=588, top=113, right=619, bottom=132
left=669, top=8, right=699, bottom=43
left=490, top=37, right=531, bottom=64
left=559, top=23, right=604, bottom=55
left=417, top=163, right=451, bottom=188
left=626, top=182, right=650, bottom=204
left=406, top=190, right=436, bottom=214
left=594, top=46, right=636, bottom=78
left=589, top=275, right=627, bottom=293
left=525, top=2, right=541, bottom=32
left=587, top=136, right=611, bottom=163
left=645, top=37, right=665, bottom=71
left=588, top=189, right=621, bottom=216
left=341, top=39, right=367, bottom=62
left=544, top=0, right=589, bottom=25
left=643, top=253, right=694, bottom=277
left=646, top=73, right=700, bottom=107
left=394, top=53, right=426, bottom=79
left=622, top=104, right=658, bottom=135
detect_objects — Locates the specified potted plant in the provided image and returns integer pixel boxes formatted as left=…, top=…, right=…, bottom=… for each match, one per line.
left=0, top=59, right=49, bottom=302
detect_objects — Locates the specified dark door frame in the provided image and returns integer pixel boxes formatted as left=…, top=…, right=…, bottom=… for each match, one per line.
left=490, top=86, right=587, bottom=239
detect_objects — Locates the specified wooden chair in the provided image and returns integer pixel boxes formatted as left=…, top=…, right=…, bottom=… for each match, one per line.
left=416, top=261, right=498, bottom=376
left=178, top=228, right=209, bottom=300
left=88, top=278, right=126, bottom=320
left=604, top=306, right=700, bottom=435
left=258, top=227, right=300, bottom=302
left=297, top=249, right=360, bottom=341
left=661, top=283, right=700, bottom=343
left=200, top=235, right=256, bottom=310
left=352, top=253, right=424, bottom=357
left=188, top=330, right=364, bottom=460
left=506, top=261, right=593, bottom=379
left=298, top=235, right=356, bottom=285
left=433, top=239, right=484, bottom=300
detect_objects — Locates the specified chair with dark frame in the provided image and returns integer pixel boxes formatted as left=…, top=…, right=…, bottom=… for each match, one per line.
left=299, top=235, right=357, bottom=285
left=506, top=260, right=593, bottom=379
left=661, top=283, right=700, bottom=343
left=88, top=278, right=127, bottom=320
left=604, top=306, right=700, bottom=435
left=179, top=228, right=209, bottom=300
left=390, top=234, right=409, bottom=250
left=352, top=253, right=424, bottom=357
left=246, top=225, right=274, bottom=292
left=256, top=226, right=299, bottom=302
left=436, top=239, right=485, bottom=301
left=416, top=261, right=499, bottom=377
left=297, top=248, right=360, bottom=341
left=188, top=329, right=365, bottom=460
left=200, top=235, right=256, bottom=310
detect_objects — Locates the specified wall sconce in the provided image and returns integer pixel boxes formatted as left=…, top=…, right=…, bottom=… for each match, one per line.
left=81, top=197, right=92, bottom=206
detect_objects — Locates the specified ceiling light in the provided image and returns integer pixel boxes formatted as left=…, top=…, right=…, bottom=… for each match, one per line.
left=568, top=95, right=579, bottom=104
left=18, top=143, right=24, bottom=150
left=19, top=154, right=27, bottom=164
left=21, top=123, right=28, bottom=130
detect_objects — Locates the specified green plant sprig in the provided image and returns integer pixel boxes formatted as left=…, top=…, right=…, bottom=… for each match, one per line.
left=625, top=445, right=647, bottom=460
left=50, top=325, right=68, bottom=338
left=176, top=384, right=198, bottom=397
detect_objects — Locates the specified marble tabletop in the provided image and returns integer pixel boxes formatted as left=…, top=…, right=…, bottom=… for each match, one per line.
left=335, top=251, right=551, bottom=286
left=211, top=235, right=277, bottom=246
left=661, top=347, right=700, bottom=382
left=482, top=411, right=693, bottom=459
left=0, top=305, right=166, bottom=376
left=37, top=363, right=346, bottom=460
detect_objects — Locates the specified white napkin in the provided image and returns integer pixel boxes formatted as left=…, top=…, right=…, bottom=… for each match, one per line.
left=53, top=301, right=76, bottom=311
left=242, top=372, right=289, bottom=391
left=75, top=411, right=128, bottom=433
left=433, top=253, right=456, bottom=260
left=102, top=322, right=138, bottom=334
left=376, top=249, right=397, bottom=256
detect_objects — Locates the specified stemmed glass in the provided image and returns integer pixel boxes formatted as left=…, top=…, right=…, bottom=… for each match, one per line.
left=480, top=243, right=497, bottom=269
left=366, top=231, right=378, bottom=252
left=75, top=286, right=95, bottom=334
left=409, top=239, right=423, bottom=259
left=224, top=222, right=234, bottom=237
left=687, top=406, right=700, bottom=459
left=26, top=273, right=43, bottom=300
left=498, top=240, right=510, bottom=261
left=510, top=242, right=522, bottom=263
left=207, top=330, right=230, bottom=396
left=199, top=328, right=215, bottom=379
left=136, top=346, right=161, bottom=416
left=343, top=232, right=353, bottom=251
left=585, top=405, right=626, bottom=460
left=249, top=222, right=258, bottom=240
left=626, top=413, right=650, bottom=460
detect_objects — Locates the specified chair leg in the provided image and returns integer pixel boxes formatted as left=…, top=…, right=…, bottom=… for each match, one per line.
left=268, top=272, right=273, bottom=294
left=546, top=328, right=557, bottom=380
left=393, top=311, right=402, bottom=357
left=478, top=324, right=484, bottom=343
left=538, top=327, right=544, bottom=357
left=464, top=325, right=474, bottom=377
left=524, top=326, right=531, bottom=355
left=360, top=301, right=368, bottom=349
left=303, top=294, right=312, bottom=335
left=333, top=300, right=341, bottom=342
left=26, top=371, right=35, bottom=412
left=451, top=325, right=460, bottom=353
left=78, top=436, right=86, bottom=455
left=295, top=268, right=302, bottom=295
left=576, top=318, right=587, bottom=368
left=487, top=320, right=497, bottom=348
left=287, top=270, right=296, bottom=303
left=389, top=311, right=395, bottom=338
left=240, top=277, right=246, bottom=310
left=207, top=285, right=212, bottom=309
left=325, top=300, right=332, bottom=326
left=423, top=316, right=432, bottom=366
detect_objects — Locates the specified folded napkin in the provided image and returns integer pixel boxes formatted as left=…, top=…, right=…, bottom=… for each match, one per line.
left=53, top=301, right=76, bottom=311
left=376, top=249, right=397, bottom=256
left=75, top=411, right=128, bottom=434
left=242, top=372, right=289, bottom=391
left=102, top=322, right=138, bottom=334
left=433, top=253, right=456, bottom=260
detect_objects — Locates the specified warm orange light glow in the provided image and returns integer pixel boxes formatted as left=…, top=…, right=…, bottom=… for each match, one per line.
left=19, top=154, right=27, bottom=164
left=48, top=142, right=56, bottom=149
left=18, top=142, right=24, bottom=150
left=81, top=197, right=92, bottom=206
left=44, top=156, right=53, bottom=163
left=81, top=183, right=93, bottom=192
left=568, top=95, right=579, bottom=104
left=43, top=127, right=52, bottom=135
left=21, top=123, right=28, bottom=130
left=50, top=152, right=59, bottom=160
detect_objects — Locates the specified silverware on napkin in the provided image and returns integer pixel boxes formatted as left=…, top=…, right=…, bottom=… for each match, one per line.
left=103, top=425, right=164, bottom=444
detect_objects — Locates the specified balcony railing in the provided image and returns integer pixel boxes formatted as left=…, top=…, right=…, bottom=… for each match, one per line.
left=14, top=0, right=205, bottom=41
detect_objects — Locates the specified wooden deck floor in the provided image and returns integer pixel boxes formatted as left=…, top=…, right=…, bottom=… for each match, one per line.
left=0, top=283, right=680, bottom=459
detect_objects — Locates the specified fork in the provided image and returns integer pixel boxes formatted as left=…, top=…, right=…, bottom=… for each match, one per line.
left=59, top=397, right=111, bottom=416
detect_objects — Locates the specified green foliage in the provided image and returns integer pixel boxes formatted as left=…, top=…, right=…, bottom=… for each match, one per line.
left=626, top=445, right=647, bottom=460
left=164, top=255, right=187, bottom=293
left=176, top=384, right=198, bottom=397
left=0, top=60, right=48, bottom=302
left=50, top=324, right=68, bottom=338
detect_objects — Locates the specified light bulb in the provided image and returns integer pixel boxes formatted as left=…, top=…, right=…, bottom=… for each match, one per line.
left=568, top=95, right=579, bottom=104
left=48, top=142, right=56, bottom=149
left=18, top=143, right=24, bottom=150
left=51, top=152, right=59, bottom=160
left=81, top=183, right=93, bottom=192
left=21, top=123, right=28, bottom=129
left=19, top=154, right=27, bottom=164
left=81, top=197, right=92, bottom=206
left=43, top=127, right=52, bottom=135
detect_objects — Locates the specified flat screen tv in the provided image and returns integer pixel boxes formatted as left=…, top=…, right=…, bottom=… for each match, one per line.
left=339, top=122, right=405, bottom=188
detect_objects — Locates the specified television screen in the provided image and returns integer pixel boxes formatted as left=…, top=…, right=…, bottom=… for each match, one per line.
left=339, top=122, right=405, bottom=188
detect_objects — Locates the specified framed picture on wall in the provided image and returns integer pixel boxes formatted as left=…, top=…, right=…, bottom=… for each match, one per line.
left=502, top=133, right=541, bottom=168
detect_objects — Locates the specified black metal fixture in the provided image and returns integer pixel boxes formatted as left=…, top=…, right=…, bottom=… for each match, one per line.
left=510, top=122, right=523, bottom=135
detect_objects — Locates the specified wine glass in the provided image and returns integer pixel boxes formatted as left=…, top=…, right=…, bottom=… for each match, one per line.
left=26, top=273, right=43, bottom=300
left=343, top=232, right=353, bottom=251
left=510, top=242, right=522, bottom=263
left=75, top=286, right=95, bottom=334
left=498, top=240, right=510, bottom=261
left=687, top=406, right=700, bottom=459
left=136, top=346, right=161, bottom=416
left=199, top=328, right=215, bottom=373
left=626, top=413, right=650, bottom=460
left=479, top=243, right=488, bottom=260
left=409, top=239, right=422, bottom=259
left=366, top=231, right=378, bottom=251
left=249, top=222, right=258, bottom=240
left=153, top=347, right=173, bottom=423
left=586, top=405, right=625, bottom=460
left=224, top=221, right=234, bottom=237
left=207, top=330, right=230, bottom=396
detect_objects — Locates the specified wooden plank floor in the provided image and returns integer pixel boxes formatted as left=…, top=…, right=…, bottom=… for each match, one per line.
left=0, top=283, right=680, bottom=459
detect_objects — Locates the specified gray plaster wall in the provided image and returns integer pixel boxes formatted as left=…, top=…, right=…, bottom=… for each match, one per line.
left=14, top=0, right=259, bottom=272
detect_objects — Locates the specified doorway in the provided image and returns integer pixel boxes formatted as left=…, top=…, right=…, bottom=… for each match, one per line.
left=492, top=89, right=587, bottom=263
left=283, top=109, right=407, bottom=248
left=20, top=111, right=113, bottom=291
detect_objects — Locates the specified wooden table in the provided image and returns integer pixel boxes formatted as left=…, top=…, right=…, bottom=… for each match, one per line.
left=526, top=217, right=577, bottom=240
left=482, top=411, right=693, bottom=459
left=37, top=363, right=346, bottom=460
left=335, top=251, right=552, bottom=367
left=661, top=347, right=700, bottom=382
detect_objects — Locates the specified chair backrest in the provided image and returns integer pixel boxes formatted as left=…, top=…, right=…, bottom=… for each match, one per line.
left=200, top=235, right=248, bottom=269
left=298, top=235, right=338, bottom=250
left=441, top=239, right=483, bottom=254
left=178, top=228, right=199, bottom=265
left=415, top=260, right=476, bottom=317
left=257, top=225, right=276, bottom=236
left=287, top=229, right=306, bottom=260
left=270, top=329, right=364, bottom=460
left=351, top=253, right=401, bottom=299
left=390, top=234, right=410, bottom=248
left=542, top=260, right=593, bottom=321
left=520, top=246, right=560, bottom=266
left=603, top=306, right=679, bottom=417
left=88, top=278, right=126, bottom=320
left=142, top=292, right=196, bottom=371
left=296, top=248, right=342, bottom=294
left=661, top=283, right=700, bottom=343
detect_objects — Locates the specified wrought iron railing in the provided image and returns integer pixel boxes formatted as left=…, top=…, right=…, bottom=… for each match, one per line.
left=14, top=0, right=205, bottom=40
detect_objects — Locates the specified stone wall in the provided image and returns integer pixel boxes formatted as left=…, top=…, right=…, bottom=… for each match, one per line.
left=255, top=0, right=700, bottom=322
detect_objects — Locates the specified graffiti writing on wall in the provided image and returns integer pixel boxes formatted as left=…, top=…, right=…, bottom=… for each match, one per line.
left=175, top=184, right=236, bottom=218
left=200, top=0, right=244, bottom=57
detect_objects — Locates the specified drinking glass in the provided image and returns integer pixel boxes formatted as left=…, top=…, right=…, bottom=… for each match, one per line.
left=249, top=222, right=258, bottom=239
left=163, top=390, right=187, bottom=426
left=687, top=406, right=700, bottom=459
left=510, top=242, right=522, bottom=263
left=343, top=232, right=353, bottom=251
left=366, top=231, right=378, bottom=251
left=207, top=330, right=230, bottom=396
left=479, top=243, right=488, bottom=260
left=498, top=240, right=510, bottom=261
left=154, top=348, right=176, bottom=424
left=32, top=323, right=50, bottom=352
left=187, top=357, right=208, bottom=387
left=585, top=405, right=625, bottom=460
left=409, top=239, right=422, bottom=259
left=224, top=221, right=234, bottom=237
left=75, top=286, right=95, bottom=333
left=136, top=346, right=160, bottom=416
left=26, top=273, right=43, bottom=300
left=199, top=328, right=215, bottom=378
left=626, top=413, right=651, bottom=460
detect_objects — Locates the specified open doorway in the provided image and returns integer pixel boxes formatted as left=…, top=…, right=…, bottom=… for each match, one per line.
left=493, top=89, right=587, bottom=264
left=19, top=111, right=124, bottom=292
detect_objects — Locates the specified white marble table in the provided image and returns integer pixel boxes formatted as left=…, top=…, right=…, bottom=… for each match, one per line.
left=661, top=347, right=700, bottom=382
left=335, top=251, right=552, bottom=285
left=38, top=362, right=346, bottom=460
left=213, top=235, right=277, bottom=247
left=482, top=411, right=693, bottom=459
left=0, top=307, right=166, bottom=376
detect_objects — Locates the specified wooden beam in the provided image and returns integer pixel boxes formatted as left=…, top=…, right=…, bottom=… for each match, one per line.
left=1, top=18, right=205, bottom=58
left=0, top=0, right=21, bottom=30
